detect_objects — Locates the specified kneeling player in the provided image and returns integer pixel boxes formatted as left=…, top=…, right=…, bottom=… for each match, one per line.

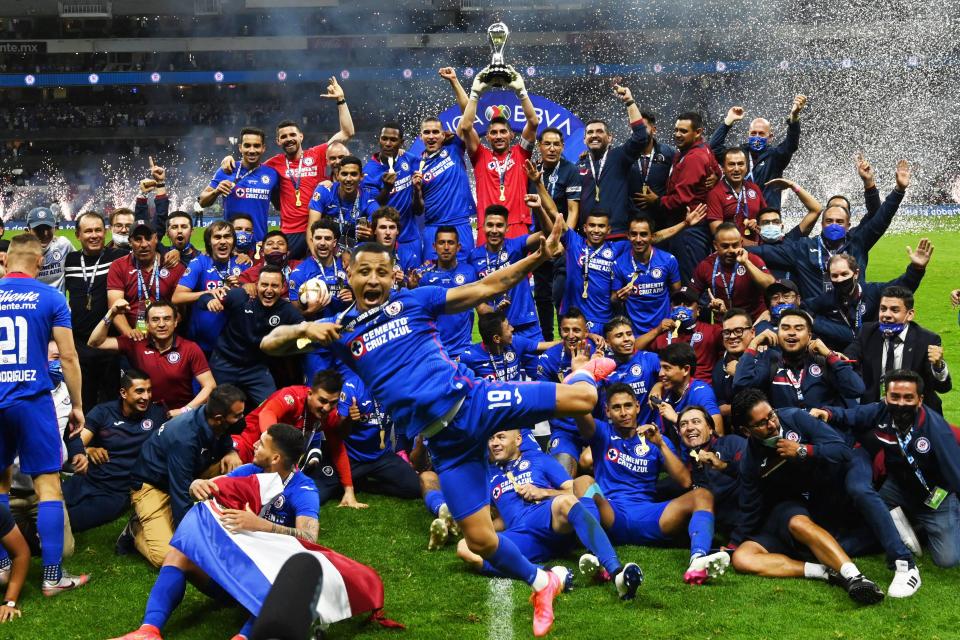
left=573, top=381, right=730, bottom=584
left=456, top=429, right=643, bottom=600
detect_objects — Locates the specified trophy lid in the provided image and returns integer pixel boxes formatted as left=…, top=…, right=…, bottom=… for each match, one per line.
left=488, top=22, right=509, bottom=44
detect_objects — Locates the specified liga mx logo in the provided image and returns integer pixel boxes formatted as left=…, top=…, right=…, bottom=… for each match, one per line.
left=484, top=104, right=512, bottom=121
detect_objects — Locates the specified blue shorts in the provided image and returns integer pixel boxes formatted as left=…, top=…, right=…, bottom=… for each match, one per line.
left=427, top=379, right=557, bottom=521
left=608, top=499, right=671, bottom=546
left=0, top=393, right=62, bottom=475
left=423, top=222, right=475, bottom=261
left=548, top=430, right=589, bottom=461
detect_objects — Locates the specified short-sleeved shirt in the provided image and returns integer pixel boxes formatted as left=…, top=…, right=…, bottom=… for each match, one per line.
left=0, top=273, right=72, bottom=405
left=489, top=453, right=571, bottom=528
left=0, top=502, right=14, bottom=538
left=229, top=464, right=320, bottom=526
left=460, top=335, right=540, bottom=382
left=652, top=321, right=723, bottom=382
left=660, top=379, right=721, bottom=445
left=178, top=255, right=250, bottom=353
left=38, top=236, right=76, bottom=292
left=419, top=135, right=475, bottom=227
left=106, top=254, right=186, bottom=325
left=287, top=256, right=348, bottom=309
left=706, top=179, right=767, bottom=237
left=690, top=253, right=770, bottom=320
left=469, top=237, right=538, bottom=329
left=209, top=287, right=303, bottom=367
left=208, top=164, right=280, bottom=242
left=472, top=140, right=535, bottom=238
left=591, top=418, right=678, bottom=505
left=308, top=183, right=380, bottom=250
left=264, top=144, right=329, bottom=234
left=611, top=248, right=680, bottom=335
left=560, top=229, right=621, bottom=326
left=116, top=335, right=210, bottom=410
left=83, top=400, right=168, bottom=493
left=416, top=261, right=478, bottom=357
left=604, top=350, right=660, bottom=425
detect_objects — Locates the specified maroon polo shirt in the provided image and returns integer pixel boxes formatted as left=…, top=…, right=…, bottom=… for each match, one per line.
left=690, top=251, right=770, bottom=320
left=106, top=253, right=186, bottom=325
left=706, top=179, right=767, bottom=239
left=651, top=320, right=722, bottom=382
left=116, top=334, right=209, bottom=410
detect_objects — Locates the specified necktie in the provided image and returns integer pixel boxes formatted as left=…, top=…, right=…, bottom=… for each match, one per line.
left=884, top=336, right=900, bottom=374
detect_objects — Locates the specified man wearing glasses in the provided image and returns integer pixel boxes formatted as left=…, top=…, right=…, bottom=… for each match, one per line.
left=712, top=308, right=755, bottom=427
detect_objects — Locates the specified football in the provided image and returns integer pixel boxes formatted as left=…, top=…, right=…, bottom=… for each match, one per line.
left=298, top=277, right=328, bottom=306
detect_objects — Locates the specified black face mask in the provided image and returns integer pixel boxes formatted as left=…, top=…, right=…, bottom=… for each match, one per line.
left=264, top=251, right=288, bottom=267
left=833, top=276, right=857, bottom=297
left=888, top=404, right=917, bottom=429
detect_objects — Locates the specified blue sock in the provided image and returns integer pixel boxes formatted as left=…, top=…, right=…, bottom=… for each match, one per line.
left=688, top=510, right=715, bottom=558
left=37, top=500, right=64, bottom=582
left=237, top=616, right=256, bottom=638
left=0, top=495, right=10, bottom=568
left=569, top=500, right=621, bottom=575
left=424, top=490, right=445, bottom=517
left=143, top=566, right=187, bottom=630
left=486, top=533, right=539, bottom=585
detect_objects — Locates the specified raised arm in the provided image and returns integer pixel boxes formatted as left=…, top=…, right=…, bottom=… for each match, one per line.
left=508, top=70, right=539, bottom=144
left=88, top=298, right=127, bottom=351
left=455, top=67, right=484, bottom=157
left=321, top=77, right=355, bottom=144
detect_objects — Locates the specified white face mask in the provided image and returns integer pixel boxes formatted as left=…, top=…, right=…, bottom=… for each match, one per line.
left=759, top=224, right=783, bottom=242
left=112, top=232, right=129, bottom=247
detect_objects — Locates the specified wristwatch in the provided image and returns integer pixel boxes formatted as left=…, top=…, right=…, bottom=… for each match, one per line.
left=796, top=445, right=808, bottom=460
left=3, top=600, right=15, bottom=608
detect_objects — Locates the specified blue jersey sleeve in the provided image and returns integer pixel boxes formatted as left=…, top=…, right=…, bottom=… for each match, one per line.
left=287, top=477, right=321, bottom=521
left=666, top=252, right=681, bottom=287
left=338, top=379, right=361, bottom=416
left=210, top=168, right=230, bottom=190
left=412, top=285, right=449, bottom=319
left=308, top=185, right=330, bottom=213
left=512, top=335, right=539, bottom=360
left=538, top=454, right=573, bottom=488
left=178, top=256, right=206, bottom=292
left=689, top=383, right=721, bottom=416
left=227, top=463, right=261, bottom=478
left=52, top=294, right=72, bottom=329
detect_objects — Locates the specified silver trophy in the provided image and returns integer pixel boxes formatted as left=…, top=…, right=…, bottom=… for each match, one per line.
left=479, top=22, right=513, bottom=88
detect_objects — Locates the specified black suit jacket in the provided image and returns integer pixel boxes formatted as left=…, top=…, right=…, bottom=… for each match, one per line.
left=845, top=321, right=951, bottom=412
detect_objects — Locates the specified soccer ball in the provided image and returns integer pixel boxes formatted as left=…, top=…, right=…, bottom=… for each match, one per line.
left=299, top=277, right=328, bottom=305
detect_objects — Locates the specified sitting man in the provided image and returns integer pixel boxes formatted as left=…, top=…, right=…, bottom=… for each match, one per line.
left=728, top=389, right=885, bottom=604
left=574, top=382, right=729, bottom=584
left=456, top=428, right=644, bottom=601
left=63, top=369, right=168, bottom=533
left=712, top=308, right=755, bottom=425
left=111, top=424, right=319, bottom=640
left=601, top=316, right=660, bottom=422
left=651, top=342, right=723, bottom=444
left=460, top=311, right=559, bottom=382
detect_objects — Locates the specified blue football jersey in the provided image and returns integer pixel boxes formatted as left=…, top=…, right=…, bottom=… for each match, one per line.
left=308, top=183, right=379, bottom=248
left=287, top=256, right=349, bottom=314
left=537, top=342, right=596, bottom=436
left=591, top=418, right=676, bottom=505
left=0, top=274, right=71, bottom=406
left=460, top=335, right=539, bottom=382
left=419, top=136, right=475, bottom=226
left=209, top=164, right=280, bottom=242
left=337, top=373, right=392, bottom=462
left=417, top=261, right=478, bottom=357
left=604, top=350, right=660, bottom=425
left=468, top=236, right=538, bottom=329
left=228, top=464, right=319, bottom=526
left=561, top=229, right=620, bottom=325
left=362, top=150, right=420, bottom=245
left=489, top=453, right=571, bottom=528
left=611, top=247, right=680, bottom=335
left=178, top=255, right=250, bottom=353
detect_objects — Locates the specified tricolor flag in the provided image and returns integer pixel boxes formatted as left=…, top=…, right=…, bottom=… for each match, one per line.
left=170, top=472, right=389, bottom=626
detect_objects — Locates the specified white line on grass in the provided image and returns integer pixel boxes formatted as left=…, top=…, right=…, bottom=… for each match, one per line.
left=487, top=578, right=515, bottom=640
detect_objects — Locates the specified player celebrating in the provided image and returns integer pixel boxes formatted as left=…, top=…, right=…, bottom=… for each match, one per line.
left=261, top=219, right=611, bottom=637
left=0, top=234, right=88, bottom=595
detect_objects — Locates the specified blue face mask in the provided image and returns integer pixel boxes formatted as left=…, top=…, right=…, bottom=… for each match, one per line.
left=235, top=230, right=255, bottom=252
left=771, top=303, right=796, bottom=320
left=48, top=359, right=64, bottom=386
left=759, top=224, right=783, bottom=242
left=670, top=306, right=697, bottom=331
left=748, top=136, right=768, bottom=152
left=879, top=322, right=905, bottom=337
left=821, top=223, right=847, bottom=243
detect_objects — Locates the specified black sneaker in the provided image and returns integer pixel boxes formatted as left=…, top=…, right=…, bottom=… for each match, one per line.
left=824, top=567, right=847, bottom=588
left=845, top=574, right=885, bottom=605
left=115, top=519, right=136, bottom=556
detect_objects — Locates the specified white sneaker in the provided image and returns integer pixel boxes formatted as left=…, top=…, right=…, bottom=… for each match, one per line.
left=684, top=551, right=730, bottom=585
left=427, top=518, right=448, bottom=551
left=578, top=553, right=600, bottom=577
left=888, top=559, right=921, bottom=598
left=550, top=565, right=574, bottom=593
left=890, top=507, right=922, bottom=557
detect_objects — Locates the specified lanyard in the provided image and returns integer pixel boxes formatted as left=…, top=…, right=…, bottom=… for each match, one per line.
left=213, top=257, right=236, bottom=284
left=725, top=178, right=748, bottom=226
left=487, top=348, right=504, bottom=381
left=135, top=255, right=161, bottom=307
left=745, top=152, right=755, bottom=183
left=541, top=162, right=559, bottom=199
left=493, top=149, right=512, bottom=202
left=588, top=149, right=608, bottom=202
left=285, top=155, right=305, bottom=207
left=783, top=366, right=805, bottom=402
left=79, top=251, right=103, bottom=310
left=894, top=426, right=933, bottom=494
left=637, top=149, right=654, bottom=186
left=630, top=249, right=654, bottom=283
left=419, top=148, right=442, bottom=174
left=315, top=256, right=337, bottom=283
left=838, top=291, right=864, bottom=332
left=711, top=256, right=737, bottom=302
left=486, top=246, right=510, bottom=305
left=582, top=242, right=601, bottom=299
left=235, top=163, right=258, bottom=183
left=815, top=237, right=842, bottom=291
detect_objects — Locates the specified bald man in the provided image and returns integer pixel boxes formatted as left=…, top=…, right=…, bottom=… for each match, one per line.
left=709, top=95, right=807, bottom=210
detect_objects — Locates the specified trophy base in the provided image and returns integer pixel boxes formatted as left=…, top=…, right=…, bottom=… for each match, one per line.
left=479, top=65, right=513, bottom=88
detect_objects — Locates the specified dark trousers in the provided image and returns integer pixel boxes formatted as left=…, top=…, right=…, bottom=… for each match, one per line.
left=62, top=475, right=129, bottom=533
left=532, top=259, right=556, bottom=341
left=309, top=451, right=421, bottom=505
left=77, top=342, right=120, bottom=412
left=209, top=353, right=276, bottom=410
left=673, top=224, right=713, bottom=283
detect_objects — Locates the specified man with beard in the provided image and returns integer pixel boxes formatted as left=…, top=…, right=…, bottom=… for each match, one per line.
left=706, top=148, right=767, bottom=240
left=458, top=65, right=539, bottom=241
left=203, top=266, right=303, bottom=408
left=288, top=219, right=352, bottom=319
left=712, top=308, right=755, bottom=423
left=106, top=224, right=186, bottom=341
left=638, top=287, right=722, bottom=382
left=733, top=309, right=864, bottom=410
left=628, top=111, right=676, bottom=213
left=690, top=222, right=774, bottom=321
left=749, top=160, right=911, bottom=300
left=812, top=369, right=959, bottom=571
left=239, top=230, right=300, bottom=298
left=633, top=112, right=721, bottom=281
left=199, top=127, right=280, bottom=244
left=88, top=300, right=214, bottom=417
left=27, top=207, right=74, bottom=293
left=307, top=156, right=378, bottom=254
left=408, top=227, right=478, bottom=359
left=65, top=212, right=127, bottom=410
left=363, top=122, right=423, bottom=268
left=165, top=212, right=199, bottom=266
left=807, top=243, right=930, bottom=352
left=173, top=221, right=250, bottom=355
left=708, top=96, right=807, bottom=209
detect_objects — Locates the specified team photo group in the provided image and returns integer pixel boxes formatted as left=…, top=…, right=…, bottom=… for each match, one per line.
left=1, top=26, right=958, bottom=640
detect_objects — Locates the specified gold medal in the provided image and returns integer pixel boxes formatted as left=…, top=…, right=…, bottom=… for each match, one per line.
left=595, top=185, right=600, bottom=202
left=136, top=318, right=147, bottom=333
left=499, top=185, right=506, bottom=202
left=379, top=429, right=386, bottom=450
left=86, top=297, right=92, bottom=311
left=582, top=281, right=589, bottom=299
left=295, top=189, right=302, bottom=207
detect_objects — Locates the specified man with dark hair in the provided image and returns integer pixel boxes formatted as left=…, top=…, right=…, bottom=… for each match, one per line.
left=368, top=206, right=419, bottom=277
left=63, top=369, right=167, bottom=533
left=89, top=299, right=214, bottom=416
left=652, top=342, right=723, bottom=443
left=844, top=286, right=951, bottom=413
left=363, top=121, right=424, bottom=271
left=65, top=211, right=127, bottom=410
left=602, top=317, right=660, bottom=425
left=808, top=243, right=931, bottom=352
left=689, top=222, right=774, bottom=321
left=165, top=211, right=199, bottom=265
left=230, top=212, right=257, bottom=257
left=728, top=389, right=885, bottom=605
left=307, top=155, right=378, bottom=252
left=706, top=148, right=767, bottom=239
left=734, top=308, right=864, bottom=410
left=638, top=286, right=722, bottom=382
left=199, top=127, right=280, bottom=243
left=121, top=384, right=246, bottom=568
left=629, top=110, right=676, bottom=212
left=461, top=311, right=557, bottom=384
left=106, top=223, right=186, bottom=340
left=712, top=308, right=755, bottom=423
left=457, top=64, right=539, bottom=240
left=577, top=85, right=649, bottom=239
left=408, top=226, right=477, bottom=359
left=203, top=266, right=303, bottom=408
left=813, top=369, right=960, bottom=571
left=708, top=96, right=807, bottom=209
left=27, top=206, right=74, bottom=293
left=239, top=230, right=300, bottom=298
left=107, top=208, right=135, bottom=251
left=288, top=219, right=351, bottom=319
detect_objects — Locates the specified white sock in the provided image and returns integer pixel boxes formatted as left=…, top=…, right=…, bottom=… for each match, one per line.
left=803, top=562, right=827, bottom=580
left=839, top=562, right=860, bottom=580
left=531, top=568, right=550, bottom=592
